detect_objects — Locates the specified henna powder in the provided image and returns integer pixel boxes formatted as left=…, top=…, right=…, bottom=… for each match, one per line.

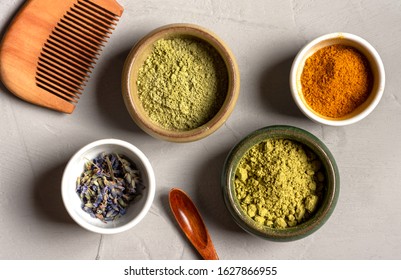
left=136, top=37, right=228, bottom=131
left=235, top=139, right=325, bottom=229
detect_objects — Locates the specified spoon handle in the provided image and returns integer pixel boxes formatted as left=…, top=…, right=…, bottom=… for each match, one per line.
left=199, top=245, right=219, bottom=260
left=169, top=188, right=219, bottom=260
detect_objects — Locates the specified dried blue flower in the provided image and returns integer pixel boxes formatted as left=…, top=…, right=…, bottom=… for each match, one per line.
left=76, top=152, right=145, bottom=223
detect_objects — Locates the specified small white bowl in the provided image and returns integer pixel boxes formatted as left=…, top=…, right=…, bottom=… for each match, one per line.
left=62, top=139, right=156, bottom=234
left=290, top=32, right=385, bottom=126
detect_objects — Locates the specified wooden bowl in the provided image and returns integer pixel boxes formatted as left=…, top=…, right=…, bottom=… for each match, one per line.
left=122, top=23, right=240, bottom=142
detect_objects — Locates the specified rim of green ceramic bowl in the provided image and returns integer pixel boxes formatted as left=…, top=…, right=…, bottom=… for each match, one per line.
left=221, top=125, right=340, bottom=241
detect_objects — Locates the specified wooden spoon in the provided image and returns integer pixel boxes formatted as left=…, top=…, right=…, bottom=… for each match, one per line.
left=168, top=188, right=219, bottom=260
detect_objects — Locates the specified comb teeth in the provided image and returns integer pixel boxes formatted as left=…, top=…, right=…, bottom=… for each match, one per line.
left=36, top=0, right=120, bottom=104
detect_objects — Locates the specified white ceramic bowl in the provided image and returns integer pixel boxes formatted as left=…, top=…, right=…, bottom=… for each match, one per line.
left=290, top=32, right=385, bottom=126
left=62, top=139, right=156, bottom=234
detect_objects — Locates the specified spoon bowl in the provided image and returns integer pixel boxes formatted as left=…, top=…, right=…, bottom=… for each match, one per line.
left=169, top=188, right=219, bottom=260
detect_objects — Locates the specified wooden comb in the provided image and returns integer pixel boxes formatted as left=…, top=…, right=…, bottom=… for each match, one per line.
left=0, top=0, right=123, bottom=113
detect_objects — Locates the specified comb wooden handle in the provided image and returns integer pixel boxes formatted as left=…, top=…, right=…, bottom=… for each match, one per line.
left=0, top=0, right=123, bottom=113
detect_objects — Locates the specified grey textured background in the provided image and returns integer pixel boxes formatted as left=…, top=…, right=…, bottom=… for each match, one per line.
left=1, top=0, right=400, bottom=259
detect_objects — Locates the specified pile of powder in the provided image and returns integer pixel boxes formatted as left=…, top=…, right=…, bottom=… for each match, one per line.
left=136, top=37, right=228, bottom=131
left=300, top=44, right=373, bottom=118
left=235, top=139, right=325, bottom=229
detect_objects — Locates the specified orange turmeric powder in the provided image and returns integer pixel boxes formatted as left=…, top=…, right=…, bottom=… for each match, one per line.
left=301, top=44, right=373, bottom=118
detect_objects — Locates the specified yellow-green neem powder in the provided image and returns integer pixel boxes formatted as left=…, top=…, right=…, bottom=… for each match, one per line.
left=235, top=139, right=325, bottom=229
left=136, top=37, right=228, bottom=131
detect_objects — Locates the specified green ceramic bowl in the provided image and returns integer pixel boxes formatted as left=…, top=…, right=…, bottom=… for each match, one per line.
left=221, top=125, right=339, bottom=241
